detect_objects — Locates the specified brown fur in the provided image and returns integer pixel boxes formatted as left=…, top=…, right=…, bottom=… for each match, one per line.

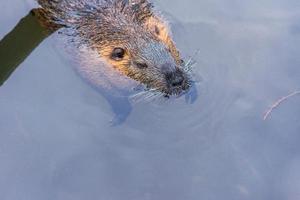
left=36, top=0, right=190, bottom=96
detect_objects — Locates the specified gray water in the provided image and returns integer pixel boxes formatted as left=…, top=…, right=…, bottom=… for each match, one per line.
left=0, top=0, right=300, bottom=199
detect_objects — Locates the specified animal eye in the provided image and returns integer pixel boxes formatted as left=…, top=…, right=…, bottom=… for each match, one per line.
left=111, top=48, right=125, bottom=61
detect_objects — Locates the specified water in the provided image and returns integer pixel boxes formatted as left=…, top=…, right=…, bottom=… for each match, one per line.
left=0, top=0, right=300, bottom=199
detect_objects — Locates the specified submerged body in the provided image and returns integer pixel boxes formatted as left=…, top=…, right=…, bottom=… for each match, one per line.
left=36, top=0, right=196, bottom=124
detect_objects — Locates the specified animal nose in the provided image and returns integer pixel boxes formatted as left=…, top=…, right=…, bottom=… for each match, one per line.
left=166, top=72, right=184, bottom=87
left=171, top=75, right=184, bottom=87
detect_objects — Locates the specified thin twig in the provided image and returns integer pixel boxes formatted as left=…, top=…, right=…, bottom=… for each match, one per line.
left=263, top=90, right=300, bottom=120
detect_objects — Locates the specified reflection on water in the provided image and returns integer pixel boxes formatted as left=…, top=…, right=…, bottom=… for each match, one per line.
left=0, top=0, right=300, bottom=199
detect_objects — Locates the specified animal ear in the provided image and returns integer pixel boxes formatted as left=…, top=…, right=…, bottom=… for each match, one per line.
left=129, top=0, right=154, bottom=22
left=115, top=0, right=130, bottom=12
left=115, top=0, right=153, bottom=22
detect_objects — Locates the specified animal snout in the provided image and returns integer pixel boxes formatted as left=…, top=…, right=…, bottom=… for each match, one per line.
left=161, top=63, right=176, bottom=74
left=171, top=74, right=184, bottom=87
left=165, top=71, right=185, bottom=88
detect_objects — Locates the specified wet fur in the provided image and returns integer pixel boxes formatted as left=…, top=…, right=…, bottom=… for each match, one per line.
left=36, top=0, right=194, bottom=124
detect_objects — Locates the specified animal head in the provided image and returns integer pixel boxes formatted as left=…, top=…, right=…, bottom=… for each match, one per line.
left=39, top=0, right=192, bottom=96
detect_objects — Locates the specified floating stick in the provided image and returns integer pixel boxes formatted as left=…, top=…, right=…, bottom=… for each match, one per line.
left=263, top=90, right=300, bottom=120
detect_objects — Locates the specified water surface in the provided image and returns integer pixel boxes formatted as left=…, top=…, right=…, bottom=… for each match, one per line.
left=0, top=0, right=300, bottom=199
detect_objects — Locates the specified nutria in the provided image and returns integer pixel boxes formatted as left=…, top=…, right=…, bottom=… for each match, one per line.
left=35, top=0, right=197, bottom=124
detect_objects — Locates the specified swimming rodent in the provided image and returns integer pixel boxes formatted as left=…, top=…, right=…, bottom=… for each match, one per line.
left=35, top=0, right=196, bottom=124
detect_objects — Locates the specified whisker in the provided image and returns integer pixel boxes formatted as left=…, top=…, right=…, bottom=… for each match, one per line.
left=144, top=90, right=160, bottom=100
left=184, top=49, right=200, bottom=69
left=130, top=87, right=159, bottom=104
left=130, top=92, right=143, bottom=99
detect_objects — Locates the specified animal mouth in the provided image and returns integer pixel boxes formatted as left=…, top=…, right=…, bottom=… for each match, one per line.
left=164, top=81, right=190, bottom=97
left=163, top=69, right=191, bottom=97
left=130, top=77, right=191, bottom=102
